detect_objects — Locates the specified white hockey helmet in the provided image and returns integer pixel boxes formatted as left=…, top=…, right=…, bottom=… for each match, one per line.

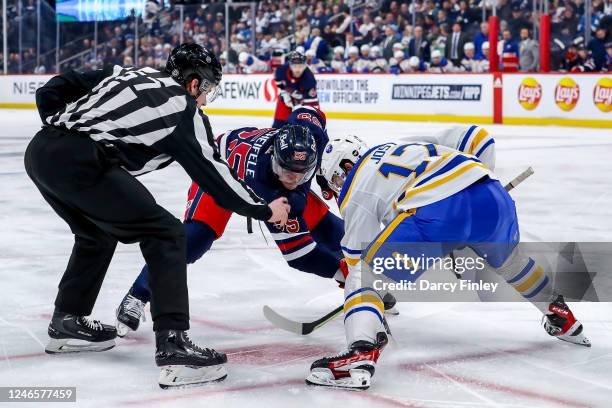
left=334, top=45, right=345, bottom=55
left=370, top=45, right=381, bottom=57
left=319, top=135, right=369, bottom=195
left=482, top=41, right=490, bottom=51
left=464, top=42, right=475, bottom=51
left=238, top=51, right=250, bottom=64
left=348, top=46, right=359, bottom=56
left=431, top=49, right=442, bottom=60
left=394, top=50, right=405, bottom=60
left=408, top=56, right=420, bottom=67
left=305, top=49, right=316, bottom=58
left=360, top=44, right=370, bottom=54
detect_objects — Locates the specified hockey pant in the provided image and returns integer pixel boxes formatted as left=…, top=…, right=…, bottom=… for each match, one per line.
left=343, top=177, right=554, bottom=345
left=24, top=127, right=189, bottom=331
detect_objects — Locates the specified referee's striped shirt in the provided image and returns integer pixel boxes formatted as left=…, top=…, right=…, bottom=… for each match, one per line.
left=38, top=65, right=271, bottom=221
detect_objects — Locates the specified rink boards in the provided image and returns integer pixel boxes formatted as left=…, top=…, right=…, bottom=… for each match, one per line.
left=0, top=72, right=609, bottom=128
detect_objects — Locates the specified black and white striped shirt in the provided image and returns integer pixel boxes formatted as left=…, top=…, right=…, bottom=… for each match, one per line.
left=37, top=65, right=271, bottom=221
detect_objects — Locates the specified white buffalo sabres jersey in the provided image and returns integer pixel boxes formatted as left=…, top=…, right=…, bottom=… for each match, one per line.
left=418, top=125, right=496, bottom=170
left=337, top=142, right=496, bottom=268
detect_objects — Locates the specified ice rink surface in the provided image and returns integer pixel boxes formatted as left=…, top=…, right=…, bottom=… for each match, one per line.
left=1, top=109, right=611, bottom=407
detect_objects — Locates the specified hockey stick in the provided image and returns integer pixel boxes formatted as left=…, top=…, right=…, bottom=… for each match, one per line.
left=264, top=167, right=535, bottom=335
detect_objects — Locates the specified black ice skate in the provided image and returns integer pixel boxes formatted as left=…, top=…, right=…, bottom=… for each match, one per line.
left=306, top=332, right=388, bottom=390
left=45, top=311, right=117, bottom=354
left=116, top=289, right=146, bottom=337
left=155, top=330, right=228, bottom=388
left=543, top=295, right=591, bottom=347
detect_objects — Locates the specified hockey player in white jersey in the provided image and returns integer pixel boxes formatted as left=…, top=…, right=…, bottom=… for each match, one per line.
left=307, top=132, right=590, bottom=390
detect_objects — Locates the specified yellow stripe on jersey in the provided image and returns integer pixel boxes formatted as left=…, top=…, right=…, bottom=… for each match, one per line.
left=339, top=150, right=376, bottom=213
left=364, top=211, right=415, bottom=264
left=400, top=162, right=485, bottom=202
left=514, top=266, right=544, bottom=293
left=345, top=257, right=360, bottom=267
left=344, top=294, right=385, bottom=314
left=468, top=128, right=490, bottom=155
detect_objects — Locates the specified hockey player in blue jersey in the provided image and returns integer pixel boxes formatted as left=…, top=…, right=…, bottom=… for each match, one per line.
left=305, top=133, right=590, bottom=390
left=114, top=107, right=396, bottom=336
left=272, top=51, right=319, bottom=128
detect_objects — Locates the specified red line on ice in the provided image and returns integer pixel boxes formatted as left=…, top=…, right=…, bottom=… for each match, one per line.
left=423, top=368, right=592, bottom=408
left=400, top=344, right=592, bottom=408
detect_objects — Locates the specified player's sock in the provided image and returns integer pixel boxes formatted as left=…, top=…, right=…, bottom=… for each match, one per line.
left=115, top=289, right=146, bottom=337
left=344, top=287, right=386, bottom=345
left=131, top=265, right=152, bottom=303
left=543, top=295, right=591, bottom=347
left=306, top=331, right=388, bottom=390
left=45, top=310, right=116, bottom=354
left=155, top=330, right=228, bottom=388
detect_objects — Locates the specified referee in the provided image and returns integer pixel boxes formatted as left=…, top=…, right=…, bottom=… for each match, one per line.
left=24, top=44, right=289, bottom=385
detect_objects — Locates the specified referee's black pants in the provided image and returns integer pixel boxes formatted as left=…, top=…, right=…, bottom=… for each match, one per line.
left=24, top=126, right=189, bottom=331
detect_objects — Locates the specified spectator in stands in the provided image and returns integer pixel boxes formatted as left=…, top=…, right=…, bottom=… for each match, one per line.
left=359, top=44, right=372, bottom=71
left=305, top=27, right=329, bottom=60
left=370, top=46, right=389, bottom=72
left=238, top=51, right=269, bottom=73
left=446, top=22, right=468, bottom=66
left=603, top=42, right=612, bottom=71
left=461, top=43, right=479, bottom=71
left=589, top=27, right=609, bottom=70
left=501, top=29, right=520, bottom=70
left=220, top=51, right=238, bottom=74
left=480, top=41, right=491, bottom=71
left=331, top=46, right=347, bottom=72
left=519, top=28, right=540, bottom=71
left=344, top=31, right=358, bottom=58
left=509, top=3, right=530, bottom=40
left=429, top=49, right=454, bottom=72
left=394, top=50, right=411, bottom=72
left=346, top=46, right=361, bottom=73
left=382, top=24, right=401, bottom=59
left=571, top=44, right=597, bottom=71
left=474, top=22, right=489, bottom=59
left=557, top=6, right=580, bottom=37
left=408, top=25, right=431, bottom=62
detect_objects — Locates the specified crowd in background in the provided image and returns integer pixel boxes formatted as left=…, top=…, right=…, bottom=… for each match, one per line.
left=1, top=0, right=611, bottom=74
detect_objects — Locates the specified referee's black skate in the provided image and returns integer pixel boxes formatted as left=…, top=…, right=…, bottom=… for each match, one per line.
left=45, top=310, right=117, bottom=354
left=115, top=289, right=146, bottom=337
left=155, top=330, right=228, bottom=388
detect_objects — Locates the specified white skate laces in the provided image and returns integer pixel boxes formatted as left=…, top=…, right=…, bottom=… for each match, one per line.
left=78, top=316, right=104, bottom=331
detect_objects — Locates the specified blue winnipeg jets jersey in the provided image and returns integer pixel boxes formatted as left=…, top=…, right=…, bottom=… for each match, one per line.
left=216, top=108, right=339, bottom=275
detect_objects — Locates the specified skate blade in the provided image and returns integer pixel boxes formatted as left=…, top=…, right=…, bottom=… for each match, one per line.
left=305, top=368, right=371, bottom=390
left=45, top=338, right=115, bottom=354
left=384, top=306, right=400, bottom=316
left=158, top=364, right=228, bottom=389
left=557, top=332, right=592, bottom=347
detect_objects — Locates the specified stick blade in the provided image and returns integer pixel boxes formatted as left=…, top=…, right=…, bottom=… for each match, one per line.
left=262, top=305, right=304, bottom=335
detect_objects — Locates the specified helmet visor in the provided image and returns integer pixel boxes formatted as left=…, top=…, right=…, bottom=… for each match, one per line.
left=271, top=154, right=315, bottom=186
left=198, top=77, right=222, bottom=104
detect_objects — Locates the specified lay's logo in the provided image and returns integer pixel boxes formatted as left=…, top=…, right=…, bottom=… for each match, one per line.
left=555, top=77, right=580, bottom=111
left=593, top=77, right=612, bottom=113
left=517, top=77, right=542, bottom=110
